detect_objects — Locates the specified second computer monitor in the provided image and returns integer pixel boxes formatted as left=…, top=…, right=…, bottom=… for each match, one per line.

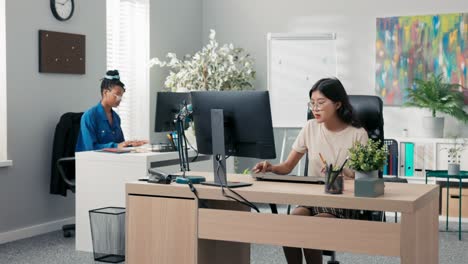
left=191, top=91, right=276, bottom=159
left=154, top=92, right=190, bottom=132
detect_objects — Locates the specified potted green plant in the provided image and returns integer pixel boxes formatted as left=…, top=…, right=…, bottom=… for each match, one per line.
left=348, top=139, right=388, bottom=179
left=442, top=136, right=466, bottom=175
left=404, top=73, right=468, bottom=138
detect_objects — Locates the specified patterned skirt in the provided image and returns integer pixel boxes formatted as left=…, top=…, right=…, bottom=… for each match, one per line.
left=299, top=206, right=355, bottom=219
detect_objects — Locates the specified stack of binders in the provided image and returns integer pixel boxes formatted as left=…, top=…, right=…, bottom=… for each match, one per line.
left=383, top=139, right=399, bottom=176
left=399, top=142, right=414, bottom=177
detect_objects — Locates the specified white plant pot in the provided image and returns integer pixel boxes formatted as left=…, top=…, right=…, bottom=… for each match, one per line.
left=448, top=163, right=460, bottom=176
left=176, top=87, right=189, bottom=93
left=422, top=116, right=444, bottom=138
left=355, top=170, right=379, bottom=179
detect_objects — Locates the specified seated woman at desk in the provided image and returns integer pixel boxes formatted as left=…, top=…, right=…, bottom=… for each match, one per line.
left=76, top=70, right=148, bottom=152
left=253, top=78, right=368, bottom=264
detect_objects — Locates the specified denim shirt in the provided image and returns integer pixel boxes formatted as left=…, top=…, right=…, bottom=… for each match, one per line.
left=75, top=102, right=125, bottom=152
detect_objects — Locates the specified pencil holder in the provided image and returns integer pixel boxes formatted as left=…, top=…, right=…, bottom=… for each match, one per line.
left=325, top=171, right=343, bottom=194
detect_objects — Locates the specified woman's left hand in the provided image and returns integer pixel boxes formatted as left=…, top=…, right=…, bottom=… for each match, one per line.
left=342, top=168, right=355, bottom=180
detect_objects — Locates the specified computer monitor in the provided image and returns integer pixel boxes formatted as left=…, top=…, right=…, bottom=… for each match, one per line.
left=154, top=92, right=190, bottom=132
left=191, top=91, right=276, bottom=188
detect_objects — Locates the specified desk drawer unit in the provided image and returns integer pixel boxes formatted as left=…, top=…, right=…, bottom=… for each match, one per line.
left=441, top=187, right=468, bottom=218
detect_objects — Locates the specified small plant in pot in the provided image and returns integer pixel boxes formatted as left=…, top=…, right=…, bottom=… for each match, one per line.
left=442, top=137, right=466, bottom=175
left=404, top=73, right=468, bottom=138
left=348, top=139, right=388, bottom=179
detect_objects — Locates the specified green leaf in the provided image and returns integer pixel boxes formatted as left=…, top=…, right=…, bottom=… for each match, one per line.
left=347, top=139, right=388, bottom=171
left=404, top=73, right=468, bottom=122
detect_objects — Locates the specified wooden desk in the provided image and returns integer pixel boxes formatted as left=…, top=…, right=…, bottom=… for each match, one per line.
left=126, top=172, right=439, bottom=264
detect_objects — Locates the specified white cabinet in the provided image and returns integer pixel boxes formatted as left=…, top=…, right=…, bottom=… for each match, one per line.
left=391, top=137, right=468, bottom=182
left=436, top=143, right=468, bottom=171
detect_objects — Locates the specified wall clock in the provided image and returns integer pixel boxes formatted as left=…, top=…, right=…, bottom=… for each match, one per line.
left=50, top=0, right=75, bottom=21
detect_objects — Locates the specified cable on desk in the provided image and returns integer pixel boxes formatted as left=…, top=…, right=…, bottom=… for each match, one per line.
left=215, top=157, right=259, bottom=213
left=186, top=179, right=208, bottom=208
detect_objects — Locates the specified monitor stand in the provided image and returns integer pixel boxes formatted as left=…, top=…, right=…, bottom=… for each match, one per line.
left=201, top=181, right=252, bottom=188
left=200, top=109, right=252, bottom=189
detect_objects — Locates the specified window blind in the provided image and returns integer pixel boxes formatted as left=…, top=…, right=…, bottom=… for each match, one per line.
left=0, top=0, right=8, bottom=163
left=106, top=0, right=149, bottom=141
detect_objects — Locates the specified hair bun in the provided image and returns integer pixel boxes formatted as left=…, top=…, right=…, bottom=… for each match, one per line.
left=104, top=70, right=120, bottom=80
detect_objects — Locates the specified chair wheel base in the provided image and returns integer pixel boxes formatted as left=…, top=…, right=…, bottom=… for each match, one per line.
left=327, top=261, right=340, bottom=264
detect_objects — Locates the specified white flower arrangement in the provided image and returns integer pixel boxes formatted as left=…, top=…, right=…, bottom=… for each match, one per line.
left=149, top=29, right=255, bottom=91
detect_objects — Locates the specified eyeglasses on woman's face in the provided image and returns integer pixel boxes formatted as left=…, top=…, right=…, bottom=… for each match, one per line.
left=106, top=89, right=124, bottom=101
left=307, top=99, right=331, bottom=111
left=109, top=92, right=123, bottom=101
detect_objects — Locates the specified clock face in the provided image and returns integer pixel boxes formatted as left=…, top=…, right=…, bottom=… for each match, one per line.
left=50, top=0, right=75, bottom=21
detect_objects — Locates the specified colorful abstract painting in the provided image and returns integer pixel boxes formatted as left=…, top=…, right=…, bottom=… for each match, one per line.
left=376, top=13, right=468, bottom=105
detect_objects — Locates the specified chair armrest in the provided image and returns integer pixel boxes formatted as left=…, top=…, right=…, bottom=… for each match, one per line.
left=57, top=157, right=76, bottom=188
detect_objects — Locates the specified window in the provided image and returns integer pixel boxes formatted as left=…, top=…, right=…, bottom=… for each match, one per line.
left=0, top=0, right=10, bottom=166
left=106, top=0, right=150, bottom=140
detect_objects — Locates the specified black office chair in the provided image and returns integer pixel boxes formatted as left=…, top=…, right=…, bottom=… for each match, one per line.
left=347, top=95, right=386, bottom=221
left=57, top=157, right=76, bottom=237
left=50, top=112, right=83, bottom=237
left=345, top=99, right=409, bottom=223
left=347, top=95, right=384, bottom=147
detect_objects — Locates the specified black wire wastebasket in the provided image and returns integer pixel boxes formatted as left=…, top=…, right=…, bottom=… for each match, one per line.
left=89, top=207, right=126, bottom=263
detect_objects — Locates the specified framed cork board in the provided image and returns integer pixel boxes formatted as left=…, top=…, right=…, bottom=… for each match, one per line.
left=38, top=30, right=85, bottom=74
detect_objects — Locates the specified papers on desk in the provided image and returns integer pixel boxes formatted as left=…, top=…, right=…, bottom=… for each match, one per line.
left=98, top=148, right=132, bottom=154
left=97, top=145, right=156, bottom=154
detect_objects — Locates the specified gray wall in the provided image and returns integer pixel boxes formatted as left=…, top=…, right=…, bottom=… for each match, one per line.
left=0, top=0, right=205, bottom=235
left=202, top=0, right=468, bottom=139
left=149, top=0, right=203, bottom=143
left=0, top=0, right=106, bottom=233
left=148, top=0, right=218, bottom=178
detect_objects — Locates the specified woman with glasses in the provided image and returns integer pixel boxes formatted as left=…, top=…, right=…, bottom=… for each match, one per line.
left=253, top=78, right=368, bottom=264
left=76, top=70, right=147, bottom=152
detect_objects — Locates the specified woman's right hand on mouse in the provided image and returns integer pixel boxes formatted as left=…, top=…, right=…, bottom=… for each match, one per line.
left=118, top=140, right=149, bottom=148
left=252, top=160, right=272, bottom=173
left=117, top=141, right=136, bottom=148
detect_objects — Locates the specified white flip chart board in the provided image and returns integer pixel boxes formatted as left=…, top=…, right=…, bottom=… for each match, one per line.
left=267, top=33, right=337, bottom=128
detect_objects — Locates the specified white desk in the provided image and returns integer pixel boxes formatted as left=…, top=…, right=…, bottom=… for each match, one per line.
left=75, top=150, right=210, bottom=252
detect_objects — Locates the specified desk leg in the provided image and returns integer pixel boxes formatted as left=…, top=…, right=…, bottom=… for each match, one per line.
left=459, top=178, right=462, bottom=241
left=446, top=177, right=450, bottom=231
left=401, top=196, right=439, bottom=264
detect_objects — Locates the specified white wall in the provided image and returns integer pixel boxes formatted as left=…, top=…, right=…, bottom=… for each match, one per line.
left=0, top=0, right=106, bottom=234
left=149, top=0, right=203, bottom=143
left=202, top=0, right=468, bottom=138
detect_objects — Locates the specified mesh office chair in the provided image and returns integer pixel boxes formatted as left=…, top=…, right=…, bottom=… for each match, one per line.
left=50, top=112, right=82, bottom=237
